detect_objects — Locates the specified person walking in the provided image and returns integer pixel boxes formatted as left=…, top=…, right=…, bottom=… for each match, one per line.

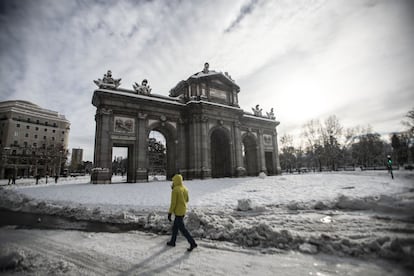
left=167, top=174, right=197, bottom=252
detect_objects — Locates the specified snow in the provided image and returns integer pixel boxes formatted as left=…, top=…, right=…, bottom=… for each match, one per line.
left=6, top=171, right=409, bottom=209
left=1, top=170, right=414, bottom=274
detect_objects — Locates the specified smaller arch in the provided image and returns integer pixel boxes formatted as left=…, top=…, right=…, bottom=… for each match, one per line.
left=242, top=133, right=258, bottom=176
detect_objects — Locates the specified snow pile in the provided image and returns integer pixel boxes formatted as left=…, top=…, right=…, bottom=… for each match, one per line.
left=0, top=249, right=25, bottom=271
left=0, top=242, right=74, bottom=274
left=237, top=199, right=253, bottom=211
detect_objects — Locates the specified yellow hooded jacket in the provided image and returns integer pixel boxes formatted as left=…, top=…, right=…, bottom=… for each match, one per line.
left=168, top=174, right=188, bottom=216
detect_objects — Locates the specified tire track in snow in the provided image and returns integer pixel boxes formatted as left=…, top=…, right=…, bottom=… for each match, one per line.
left=1, top=229, right=129, bottom=275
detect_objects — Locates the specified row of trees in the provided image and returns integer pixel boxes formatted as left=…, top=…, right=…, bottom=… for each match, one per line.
left=279, top=108, right=414, bottom=172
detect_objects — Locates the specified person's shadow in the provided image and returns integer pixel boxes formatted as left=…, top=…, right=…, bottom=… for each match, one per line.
left=120, top=241, right=192, bottom=275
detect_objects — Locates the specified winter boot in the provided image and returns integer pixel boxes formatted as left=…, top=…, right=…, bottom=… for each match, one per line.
left=187, top=243, right=198, bottom=252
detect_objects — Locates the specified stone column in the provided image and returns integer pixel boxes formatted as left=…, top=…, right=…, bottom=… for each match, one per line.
left=273, top=130, right=282, bottom=175
left=176, top=118, right=188, bottom=178
left=127, top=144, right=136, bottom=182
left=200, top=116, right=211, bottom=178
left=233, top=121, right=246, bottom=176
left=91, top=107, right=112, bottom=184
left=258, top=129, right=267, bottom=173
left=187, top=116, right=196, bottom=179
left=136, top=112, right=148, bottom=182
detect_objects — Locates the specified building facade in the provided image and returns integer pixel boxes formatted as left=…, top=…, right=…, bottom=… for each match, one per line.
left=0, top=100, right=70, bottom=179
left=91, top=64, right=281, bottom=183
left=70, top=148, right=83, bottom=171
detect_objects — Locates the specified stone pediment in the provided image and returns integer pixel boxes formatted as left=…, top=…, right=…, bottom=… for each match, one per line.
left=190, top=71, right=238, bottom=90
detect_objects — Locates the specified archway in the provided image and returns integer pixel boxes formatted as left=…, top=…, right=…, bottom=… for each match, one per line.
left=210, top=128, right=231, bottom=178
left=242, top=134, right=258, bottom=176
left=148, top=123, right=177, bottom=180
left=148, top=130, right=167, bottom=181
left=112, top=146, right=128, bottom=183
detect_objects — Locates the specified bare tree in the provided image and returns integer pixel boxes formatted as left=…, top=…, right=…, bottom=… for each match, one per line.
left=279, top=134, right=296, bottom=173
left=402, top=107, right=414, bottom=135
left=302, top=119, right=323, bottom=171
left=321, top=115, right=343, bottom=170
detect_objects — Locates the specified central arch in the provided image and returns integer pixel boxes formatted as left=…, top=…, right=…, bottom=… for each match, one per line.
left=210, top=128, right=231, bottom=178
left=148, top=122, right=177, bottom=180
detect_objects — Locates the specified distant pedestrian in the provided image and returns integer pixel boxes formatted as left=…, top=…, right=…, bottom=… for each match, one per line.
left=386, top=155, right=394, bottom=179
left=11, top=170, right=16, bottom=184
left=36, top=174, right=40, bottom=185
left=54, top=174, right=59, bottom=183
left=166, top=174, right=197, bottom=252
left=7, top=173, right=12, bottom=185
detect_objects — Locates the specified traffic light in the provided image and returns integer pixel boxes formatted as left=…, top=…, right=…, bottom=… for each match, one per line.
left=387, top=155, right=392, bottom=166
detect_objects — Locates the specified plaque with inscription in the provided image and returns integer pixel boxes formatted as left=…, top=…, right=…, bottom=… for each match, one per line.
left=114, top=116, right=135, bottom=133
left=264, top=134, right=273, bottom=145
left=209, top=88, right=227, bottom=100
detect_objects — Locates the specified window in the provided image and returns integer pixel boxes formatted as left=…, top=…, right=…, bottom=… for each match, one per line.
left=52, top=137, right=55, bottom=141
left=52, top=130, right=56, bottom=133
left=33, top=143, right=37, bottom=147
left=44, top=128, right=47, bottom=132
left=24, top=141, right=28, bottom=147
left=35, top=127, right=39, bottom=131
left=13, top=140, right=18, bottom=145
left=16, top=124, right=20, bottom=127
left=25, top=133, right=29, bottom=137
left=61, top=138, right=64, bottom=142
left=34, top=135, right=38, bottom=139
left=14, top=131, right=18, bottom=137
left=53, top=123, right=57, bottom=127
left=36, top=120, right=39, bottom=124
left=62, top=131, right=65, bottom=134
left=26, top=125, right=30, bottom=129
left=27, top=118, right=31, bottom=122
left=43, top=136, right=46, bottom=140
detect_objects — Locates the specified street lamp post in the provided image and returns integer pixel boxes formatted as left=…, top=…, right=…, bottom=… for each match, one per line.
left=1, top=147, right=11, bottom=179
left=58, top=150, right=63, bottom=176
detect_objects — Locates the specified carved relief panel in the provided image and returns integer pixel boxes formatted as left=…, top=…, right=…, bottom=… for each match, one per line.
left=114, top=116, right=135, bottom=134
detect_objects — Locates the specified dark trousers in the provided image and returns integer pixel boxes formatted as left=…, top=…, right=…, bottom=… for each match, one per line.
left=170, top=216, right=196, bottom=246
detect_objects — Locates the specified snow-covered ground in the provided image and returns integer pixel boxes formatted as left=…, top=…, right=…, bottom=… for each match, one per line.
left=1, top=170, right=413, bottom=274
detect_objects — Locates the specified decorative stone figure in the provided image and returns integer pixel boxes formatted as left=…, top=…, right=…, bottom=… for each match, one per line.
left=252, top=104, right=262, bottom=116
left=266, top=108, right=275, bottom=119
left=94, top=70, right=121, bottom=89
left=202, top=62, right=209, bottom=73
left=133, top=79, right=152, bottom=95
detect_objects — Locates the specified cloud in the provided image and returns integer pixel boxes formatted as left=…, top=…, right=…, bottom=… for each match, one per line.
left=224, top=0, right=259, bottom=33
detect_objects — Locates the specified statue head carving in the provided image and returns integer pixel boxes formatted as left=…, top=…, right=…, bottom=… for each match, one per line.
left=202, top=62, right=209, bottom=73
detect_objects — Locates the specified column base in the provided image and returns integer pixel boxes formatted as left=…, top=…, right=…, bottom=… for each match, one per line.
left=91, top=168, right=111, bottom=184
left=236, top=167, right=246, bottom=177
left=136, top=168, right=148, bottom=182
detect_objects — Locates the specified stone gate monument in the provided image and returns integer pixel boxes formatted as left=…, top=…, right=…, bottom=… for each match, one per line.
left=91, top=63, right=281, bottom=183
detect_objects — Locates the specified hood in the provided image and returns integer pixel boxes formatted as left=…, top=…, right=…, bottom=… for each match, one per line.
left=172, top=174, right=183, bottom=188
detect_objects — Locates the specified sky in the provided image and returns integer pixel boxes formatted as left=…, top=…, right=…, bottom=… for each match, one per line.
left=1, top=0, right=413, bottom=161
